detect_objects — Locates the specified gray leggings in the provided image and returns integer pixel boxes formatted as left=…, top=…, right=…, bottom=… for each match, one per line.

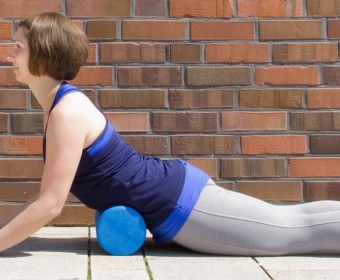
left=172, top=179, right=340, bottom=256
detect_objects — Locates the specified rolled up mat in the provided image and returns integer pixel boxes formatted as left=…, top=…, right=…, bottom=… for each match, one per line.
left=95, top=206, right=146, bottom=256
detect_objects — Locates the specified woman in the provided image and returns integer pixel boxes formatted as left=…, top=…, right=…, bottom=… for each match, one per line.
left=2, top=12, right=340, bottom=255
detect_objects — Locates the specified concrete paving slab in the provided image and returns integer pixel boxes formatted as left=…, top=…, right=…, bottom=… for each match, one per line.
left=90, top=227, right=150, bottom=280
left=0, top=227, right=88, bottom=280
left=144, top=238, right=270, bottom=280
left=256, top=256, right=340, bottom=280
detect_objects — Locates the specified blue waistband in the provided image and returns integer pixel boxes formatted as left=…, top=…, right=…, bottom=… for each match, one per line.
left=151, top=160, right=209, bottom=243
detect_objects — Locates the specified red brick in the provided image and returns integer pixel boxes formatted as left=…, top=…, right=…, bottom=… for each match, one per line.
left=214, top=181, right=234, bottom=191
left=238, top=0, right=303, bottom=17
left=290, top=112, right=340, bottom=131
left=86, top=21, right=117, bottom=40
left=273, top=43, right=338, bottom=63
left=0, top=90, right=28, bottom=109
left=222, top=112, right=287, bottom=131
left=323, top=67, right=340, bottom=85
left=238, top=181, right=302, bottom=201
left=136, top=0, right=165, bottom=16
left=255, top=66, right=319, bottom=86
left=71, top=66, right=114, bottom=86
left=307, top=89, right=340, bottom=108
left=169, top=89, right=233, bottom=109
left=186, top=158, right=217, bottom=178
left=290, top=158, right=340, bottom=177
left=0, top=22, right=12, bottom=40
left=328, top=20, right=340, bottom=39
left=0, top=0, right=61, bottom=18
left=0, top=136, right=42, bottom=155
left=239, top=89, right=303, bottom=109
left=66, top=0, right=130, bottom=17
left=241, top=135, right=306, bottom=155
left=0, top=68, right=23, bottom=87
left=305, top=181, right=340, bottom=201
left=0, top=159, right=43, bottom=179
left=101, top=43, right=165, bottom=63
left=105, top=112, right=149, bottom=132
left=221, top=158, right=286, bottom=178
left=87, top=44, right=97, bottom=64
left=123, top=135, right=168, bottom=155
left=307, top=0, right=340, bottom=17
left=152, top=112, right=218, bottom=133
left=187, top=67, right=251, bottom=86
left=172, top=135, right=236, bottom=155
left=259, top=20, right=323, bottom=40
left=206, top=43, right=269, bottom=63
left=310, top=135, right=340, bottom=154
left=0, top=114, right=8, bottom=133
left=99, top=89, right=166, bottom=109
left=122, top=21, right=186, bottom=40
left=118, top=67, right=183, bottom=87
left=11, top=113, right=43, bottom=134
left=191, top=21, right=254, bottom=40
left=171, top=44, right=201, bottom=64
left=169, top=0, right=234, bottom=18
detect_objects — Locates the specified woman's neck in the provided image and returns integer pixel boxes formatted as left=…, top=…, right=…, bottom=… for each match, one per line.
left=28, top=76, right=64, bottom=113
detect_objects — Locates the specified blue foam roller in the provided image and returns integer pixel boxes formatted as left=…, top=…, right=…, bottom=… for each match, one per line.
left=95, top=206, right=146, bottom=256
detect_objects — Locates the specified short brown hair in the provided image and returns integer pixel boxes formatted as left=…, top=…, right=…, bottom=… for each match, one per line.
left=18, top=12, right=89, bottom=80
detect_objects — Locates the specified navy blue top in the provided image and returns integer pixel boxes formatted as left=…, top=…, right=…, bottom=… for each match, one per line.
left=43, top=82, right=186, bottom=230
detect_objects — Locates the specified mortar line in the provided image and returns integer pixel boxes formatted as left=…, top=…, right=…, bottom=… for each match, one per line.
left=141, top=247, right=153, bottom=280
left=252, top=257, right=274, bottom=280
left=87, top=226, right=92, bottom=280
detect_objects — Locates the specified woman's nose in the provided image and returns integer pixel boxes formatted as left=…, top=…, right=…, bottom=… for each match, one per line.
left=7, top=47, right=15, bottom=63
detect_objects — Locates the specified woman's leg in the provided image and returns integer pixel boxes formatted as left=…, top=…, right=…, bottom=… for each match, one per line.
left=172, top=180, right=340, bottom=256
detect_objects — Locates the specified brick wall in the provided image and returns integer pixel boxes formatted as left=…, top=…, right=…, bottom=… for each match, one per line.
left=1, top=0, right=340, bottom=225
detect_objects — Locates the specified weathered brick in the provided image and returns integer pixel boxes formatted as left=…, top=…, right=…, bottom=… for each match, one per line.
left=323, top=67, right=340, bottom=85
left=86, top=44, right=97, bottom=64
left=118, top=66, right=183, bottom=87
left=105, top=112, right=149, bottom=132
left=291, top=112, right=340, bottom=131
left=186, top=158, right=217, bottom=178
left=172, top=135, right=236, bottom=155
left=238, top=181, right=302, bottom=201
left=305, top=181, right=340, bottom=201
left=0, top=0, right=61, bottom=18
left=327, top=20, right=340, bottom=39
left=0, top=114, right=8, bottom=133
left=0, top=90, right=28, bottom=109
left=122, top=21, right=186, bottom=40
left=66, top=0, right=130, bottom=17
left=307, top=88, right=340, bottom=108
left=307, top=0, right=340, bottom=17
left=0, top=68, right=23, bottom=87
left=135, top=0, right=165, bottom=16
left=101, top=43, right=165, bottom=63
left=123, top=135, right=168, bottom=155
left=0, top=22, right=12, bottom=40
left=187, top=67, right=251, bottom=86
left=220, top=158, right=286, bottom=178
left=222, top=112, right=287, bottom=131
left=171, top=44, right=201, bottom=64
left=191, top=21, right=254, bottom=40
left=99, top=89, right=166, bottom=109
left=0, top=182, right=78, bottom=202
left=273, top=43, right=338, bottom=63
left=169, top=0, right=234, bottom=18
left=205, top=43, right=270, bottom=63
left=256, top=66, right=319, bottom=86
left=238, top=0, right=303, bottom=17
left=259, top=20, right=323, bottom=40
left=239, top=89, right=303, bottom=109
left=310, top=135, right=340, bottom=154
left=0, top=159, right=43, bottom=179
left=71, top=66, right=114, bottom=86
left=290, top=158, right=340, bottom=177
left=152, top=112, right=218, bottom=133
left=0, top=44, right=12, bottom=63
left=241, top=135, right=306, bottom=155
left=169, top=89, right=233, bottom=109
left=11, top=113, right=43, bottom=134
left=86, top=21, right=117, bottom=40
left=0, top=136, right=42, bottom=155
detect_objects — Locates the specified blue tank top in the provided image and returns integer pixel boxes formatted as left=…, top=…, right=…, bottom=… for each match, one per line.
left=43, top=82, right=209, bottom=242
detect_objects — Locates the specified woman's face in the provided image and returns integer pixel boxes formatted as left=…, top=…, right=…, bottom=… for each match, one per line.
left=7, top=27, right=33, bottom=85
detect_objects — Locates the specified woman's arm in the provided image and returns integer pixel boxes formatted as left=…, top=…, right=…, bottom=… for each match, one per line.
left=0, top=102, right=87, bottom=252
